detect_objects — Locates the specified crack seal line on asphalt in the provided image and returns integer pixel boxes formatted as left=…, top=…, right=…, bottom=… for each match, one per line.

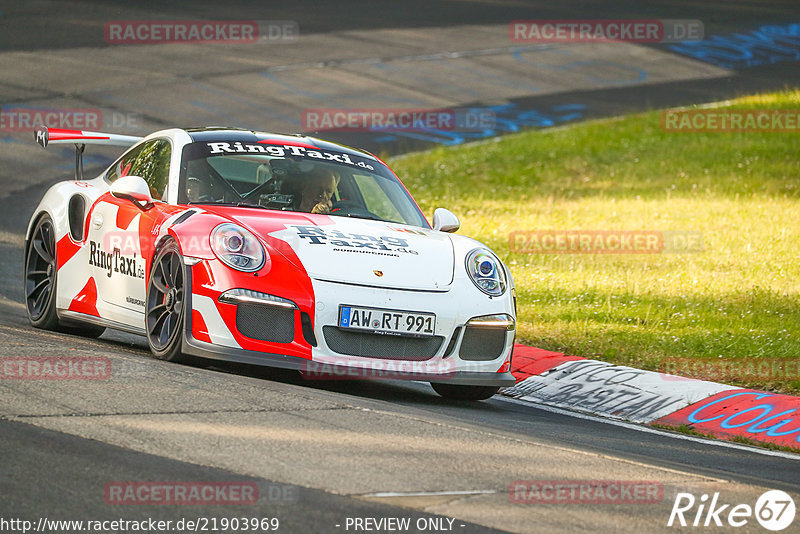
left=497, top=395, right=800, bottom=461
left=2, top=405, right=356, bottom=420
left=266, top=43, right=554, bottom=71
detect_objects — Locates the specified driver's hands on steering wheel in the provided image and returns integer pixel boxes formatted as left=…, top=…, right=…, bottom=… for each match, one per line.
left=298, top=168, right=339, bottom=214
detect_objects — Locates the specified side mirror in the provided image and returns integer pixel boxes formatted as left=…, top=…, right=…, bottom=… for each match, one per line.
left=110, top=175, right=154, bottom=210
left=432, top=208, right=460, bottom=233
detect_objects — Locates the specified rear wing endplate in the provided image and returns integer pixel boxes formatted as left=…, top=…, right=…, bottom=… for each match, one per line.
left=34, top=125, right=143, bottom=180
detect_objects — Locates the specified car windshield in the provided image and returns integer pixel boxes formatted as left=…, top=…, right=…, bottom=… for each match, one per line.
left=179, top=141, right=428, bottom=228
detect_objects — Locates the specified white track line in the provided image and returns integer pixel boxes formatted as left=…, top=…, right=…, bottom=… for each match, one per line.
left=496, top=396, right=800, bottom=461
left=360, top=490, right=498, bottom=498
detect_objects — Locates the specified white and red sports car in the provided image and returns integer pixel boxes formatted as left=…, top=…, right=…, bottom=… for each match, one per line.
left=25, top=126, right=516, bottom=400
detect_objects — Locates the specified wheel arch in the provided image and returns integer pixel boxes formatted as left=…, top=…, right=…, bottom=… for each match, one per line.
left=25, top=181, right=88, bottom=245
left=153, top=233, right=179, bottom=257
left=25, top=209, right=53, bottom=245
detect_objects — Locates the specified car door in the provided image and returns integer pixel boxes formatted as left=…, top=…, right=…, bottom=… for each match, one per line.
left=86, top=139, right=173, bottom=318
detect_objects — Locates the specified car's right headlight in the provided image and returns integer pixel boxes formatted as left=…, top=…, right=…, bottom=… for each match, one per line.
left=210, top=223, right=266, bottom=272
left=465, top=248, right=507, bottom=296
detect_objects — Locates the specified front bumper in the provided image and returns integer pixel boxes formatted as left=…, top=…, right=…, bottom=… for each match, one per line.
left=184, top=266, right=517, bottom=387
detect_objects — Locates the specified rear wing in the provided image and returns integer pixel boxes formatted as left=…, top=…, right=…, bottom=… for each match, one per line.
left=34, top=125, right=142, bottom=148
left=34, top=125, right=143, bottom=180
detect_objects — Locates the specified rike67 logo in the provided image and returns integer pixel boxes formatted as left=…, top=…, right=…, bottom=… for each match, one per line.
left=668, top=490, right=796, bottom=531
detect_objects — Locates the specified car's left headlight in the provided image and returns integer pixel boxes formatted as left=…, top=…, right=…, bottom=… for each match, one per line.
left=465, top=248, right=507, bottom=296
left=210, top=223, right=266, bottom=272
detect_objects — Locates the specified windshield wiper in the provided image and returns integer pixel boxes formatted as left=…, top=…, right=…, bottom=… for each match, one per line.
left=338, top=212, right=386, bottom=222
left=187, top=201, right=271, bottom=210
left=235, top=202, right=272, bottom=209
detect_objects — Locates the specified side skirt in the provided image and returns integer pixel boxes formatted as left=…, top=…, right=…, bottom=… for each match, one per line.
left=58, top=309, right=146, bottom=337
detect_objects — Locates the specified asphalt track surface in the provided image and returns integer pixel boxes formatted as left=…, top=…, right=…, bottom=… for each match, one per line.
left=1, top=2, right=800, bottom=533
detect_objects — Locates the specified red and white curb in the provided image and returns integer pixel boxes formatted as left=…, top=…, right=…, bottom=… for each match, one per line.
left=502, top=345, right=800, bottom=451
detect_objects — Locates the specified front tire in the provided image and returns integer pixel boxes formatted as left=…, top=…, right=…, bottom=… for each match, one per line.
left=146, top=239, right=187, bottom=362
left=430, top=383, right=500, bottom=401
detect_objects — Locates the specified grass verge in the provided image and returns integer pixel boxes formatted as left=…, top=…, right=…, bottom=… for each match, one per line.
left=390, top=90, right=800, bottom=394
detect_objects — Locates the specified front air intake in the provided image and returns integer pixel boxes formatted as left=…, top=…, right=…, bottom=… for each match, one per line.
left=236, top=303, right=295, bottom=343
left=323, top=326, right=443, bottom=360
left=459, top=327, right=507, bottom=361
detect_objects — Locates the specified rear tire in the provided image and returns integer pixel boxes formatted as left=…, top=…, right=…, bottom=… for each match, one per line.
left=430, top=383, right=500, bottom=401
left=25, top=215, right=60, bottom=330
left=25, top=215, right=107, bottom=338
left=145, top=239, right=187, bottom=362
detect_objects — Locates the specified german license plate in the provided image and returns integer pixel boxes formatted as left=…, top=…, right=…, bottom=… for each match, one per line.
left=338, top=305, right=436, bottom=337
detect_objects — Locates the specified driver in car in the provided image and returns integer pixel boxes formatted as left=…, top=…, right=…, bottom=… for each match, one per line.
left=297, top=166, right=340, bottom=214
left=186, top=176, right=212, bottom=203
